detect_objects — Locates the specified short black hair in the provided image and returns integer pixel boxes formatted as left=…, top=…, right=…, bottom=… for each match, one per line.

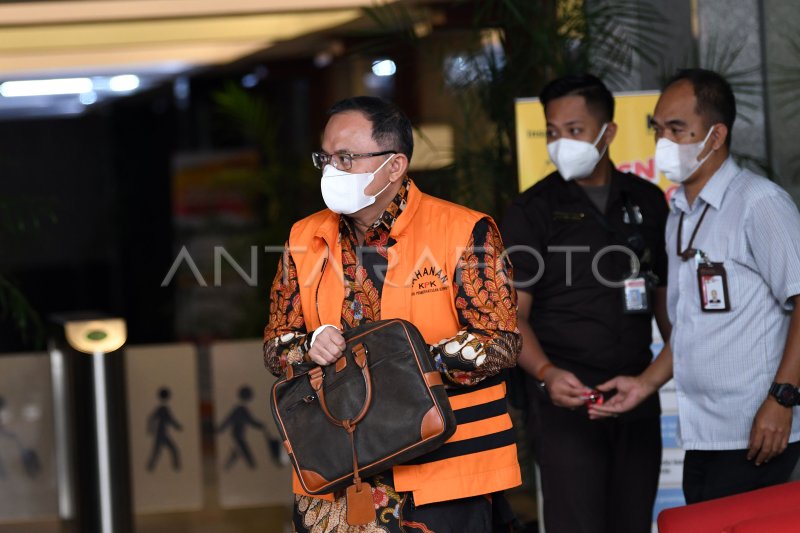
left=328, top=96, right=414, bottom=161
left=664, top=68, right=736, bottom=147
left=539, top=74, right=614, bottom=123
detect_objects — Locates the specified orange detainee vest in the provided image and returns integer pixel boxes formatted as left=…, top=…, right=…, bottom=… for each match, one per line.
left=287, top=181, right=521, bottom=505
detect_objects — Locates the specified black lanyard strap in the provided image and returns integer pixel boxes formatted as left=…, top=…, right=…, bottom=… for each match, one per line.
left=677, top=203, right=711, bottom=261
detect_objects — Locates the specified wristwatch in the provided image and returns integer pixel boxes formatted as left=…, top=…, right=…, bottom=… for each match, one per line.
left=769, top=382, right=800, bottom=407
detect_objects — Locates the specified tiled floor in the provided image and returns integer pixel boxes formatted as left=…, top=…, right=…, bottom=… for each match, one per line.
left=0, top=490, right=537, bottom=532
left=0, top=507, right=291, bottom=533
left=0, top=406, right=539, bottom=532
left=0, top=495, right=538, bottom=533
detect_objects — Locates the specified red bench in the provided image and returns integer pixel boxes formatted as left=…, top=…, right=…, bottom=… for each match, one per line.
left=657, top=481, right=800, bottom=532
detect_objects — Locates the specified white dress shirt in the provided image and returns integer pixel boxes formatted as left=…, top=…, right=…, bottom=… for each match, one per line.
left=667, top=157, right=800, bottom=450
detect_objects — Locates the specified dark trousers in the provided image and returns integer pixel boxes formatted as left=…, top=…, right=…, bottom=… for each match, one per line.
left=530, top=398, right=662, bottom=533
left=682, top=441, right=800, bottom=504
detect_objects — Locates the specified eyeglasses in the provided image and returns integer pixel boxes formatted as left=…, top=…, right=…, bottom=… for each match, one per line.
left=311, top=150, right=397, bottom=171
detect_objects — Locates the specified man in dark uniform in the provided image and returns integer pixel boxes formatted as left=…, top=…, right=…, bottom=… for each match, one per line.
left=502, top=74, right=671, bottom=533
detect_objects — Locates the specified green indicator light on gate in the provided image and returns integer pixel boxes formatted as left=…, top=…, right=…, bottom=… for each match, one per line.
left=86, top=330, right=108, bottom=341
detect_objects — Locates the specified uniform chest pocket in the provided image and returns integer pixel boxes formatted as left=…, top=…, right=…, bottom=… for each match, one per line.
left=552, top=211, right=586, bottom=223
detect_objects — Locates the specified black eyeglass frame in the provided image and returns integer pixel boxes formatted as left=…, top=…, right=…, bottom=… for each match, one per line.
left=311, top=150, right=397, bottom=171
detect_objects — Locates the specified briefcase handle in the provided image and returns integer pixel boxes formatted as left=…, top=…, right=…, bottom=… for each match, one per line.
left=308, top=343, right=373, bottom=428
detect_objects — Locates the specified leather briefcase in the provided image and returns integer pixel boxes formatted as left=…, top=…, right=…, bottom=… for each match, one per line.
left=270, top=319, right=456, bottom=523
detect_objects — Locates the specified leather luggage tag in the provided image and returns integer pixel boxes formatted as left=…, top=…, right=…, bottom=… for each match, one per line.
left=346, top=482, right=375, bottom=526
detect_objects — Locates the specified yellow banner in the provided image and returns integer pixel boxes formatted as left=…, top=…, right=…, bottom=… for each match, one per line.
left=515, top=91, right=677, bottom=199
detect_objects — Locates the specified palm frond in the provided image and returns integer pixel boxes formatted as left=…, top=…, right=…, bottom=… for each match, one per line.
left=657, top=33, right=762, bottom=124
left=767, top=32, right=800, bottom=116
left=213, top=82, right=277, bottom=155
left=0, top=196, right=58, bottom=235
left=732, top=152, right=782, bottom=184
left=580, top=0, right=667, bottom=86
left=0, top=274, right=43, bottom=348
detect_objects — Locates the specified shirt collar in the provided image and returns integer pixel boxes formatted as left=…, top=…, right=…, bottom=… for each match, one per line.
left=558, top=162, right=622, bottom=204
left=340, top=176, right=411, bottom=237
left=670, top=156, right=739, bottom=214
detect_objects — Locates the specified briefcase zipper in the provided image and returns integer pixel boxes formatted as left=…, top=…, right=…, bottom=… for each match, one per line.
left=282, top=357, right=389, bottom=412
left=286, top=394, right=318, bottom=412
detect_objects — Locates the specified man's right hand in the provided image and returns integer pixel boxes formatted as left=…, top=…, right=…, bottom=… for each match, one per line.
left=542, top=366, right=591, bottom=409
left=307, top=327, right=346, bottom=365
left=588, top=375, right=654, bottom=419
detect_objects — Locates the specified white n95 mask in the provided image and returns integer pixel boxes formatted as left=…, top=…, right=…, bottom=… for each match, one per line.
left=654, top=127, right=715, bottom=183
left=320, top=155, right=395, bottom=215
left=547, top=123, right=609, bottom=181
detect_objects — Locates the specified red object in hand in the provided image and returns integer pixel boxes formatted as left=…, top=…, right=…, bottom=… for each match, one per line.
left=581, top=389, right=604, bottom=407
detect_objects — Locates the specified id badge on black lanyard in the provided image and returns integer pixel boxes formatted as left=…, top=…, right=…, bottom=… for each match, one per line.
left=623, top=276, right=650, bottom=314
left=622, top=255, right=652, bottom=314
left=697, top=259, right=731, bottom=312
left=677, top=205, right=730, bottom=312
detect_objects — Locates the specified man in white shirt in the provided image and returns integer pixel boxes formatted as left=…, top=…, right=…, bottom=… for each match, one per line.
left=590, top=68, right=800, bottom=504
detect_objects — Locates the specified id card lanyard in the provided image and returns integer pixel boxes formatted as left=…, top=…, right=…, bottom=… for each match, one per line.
left=584, top=190, right=653, bottom=314
left=677, top=204, right=731, bottom=312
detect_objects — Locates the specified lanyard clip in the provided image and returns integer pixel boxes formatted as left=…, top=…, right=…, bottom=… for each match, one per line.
left=694, top=249, right=712, bottom=268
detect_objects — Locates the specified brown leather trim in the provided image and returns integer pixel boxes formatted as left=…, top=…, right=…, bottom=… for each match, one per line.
left=286, top=365, right=295, bottom=380
left=424, top=371, right=443, bottom=388
left=352, top=343, right=368, bottom=368
left=299, top=469, right=331, bottom=493
left=346, top=320, right=393, bottom=342
left=272, top=381, right=303, bottom=486
left=315, top=385, right=343, bottom=427
left=309, top=366, right=323, bottom=392
left=316, top=353, right=373, bottom=427
left=351, top=362, right=372, bottom=424
left=287, top=406, right=450, bottom=494
left=346, top=482, right=376, bottom=525
left=401, top=322, right=438, bottom=407
left=335, top=357, right=347, bottom=373
left=420, top=405, right=445, bottom=439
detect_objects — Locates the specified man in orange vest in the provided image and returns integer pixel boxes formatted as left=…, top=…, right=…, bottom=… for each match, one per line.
left=264, top=96, right=522, bottom=531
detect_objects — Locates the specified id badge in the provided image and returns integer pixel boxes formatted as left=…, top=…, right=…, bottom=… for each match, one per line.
left=623, top=277, right=650, bottom=314
left=697, top=262, right=730, bottom=312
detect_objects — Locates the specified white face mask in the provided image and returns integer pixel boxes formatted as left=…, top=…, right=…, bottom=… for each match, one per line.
left=655, top=127, right=715, bottom=183
left=320, top=155, right=395, bottom=215
left=547, top=123, right=609, bottom=181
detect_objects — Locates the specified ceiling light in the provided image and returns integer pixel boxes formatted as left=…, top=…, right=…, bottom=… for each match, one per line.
left=314, top=51, right=333, bottom=68
left=0, top=77, right=92, bottom=97
left=109, top=74, right=139, bottom=92
left=371, top=59, right=396, bottom=77
left=241, top=73, right=259, bottom=88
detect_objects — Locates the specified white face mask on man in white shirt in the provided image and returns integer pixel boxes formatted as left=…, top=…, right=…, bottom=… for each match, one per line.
left=547, top=123, right=609, bottom=181
left=654, top=126, right=715, bottom=184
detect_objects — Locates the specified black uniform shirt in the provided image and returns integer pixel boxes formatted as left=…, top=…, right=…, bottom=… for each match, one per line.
left=502, top=166, right=669, bottom=391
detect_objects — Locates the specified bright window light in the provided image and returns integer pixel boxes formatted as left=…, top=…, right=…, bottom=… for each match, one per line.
left=109, top=75, right=140, bottom=92
left=371, top=59, right=397, bottom=77
left=0, top=78, right=93, bottom=97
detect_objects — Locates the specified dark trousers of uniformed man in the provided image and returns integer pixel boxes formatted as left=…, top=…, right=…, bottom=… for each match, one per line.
left=528, top=379, right=662, bottom=533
